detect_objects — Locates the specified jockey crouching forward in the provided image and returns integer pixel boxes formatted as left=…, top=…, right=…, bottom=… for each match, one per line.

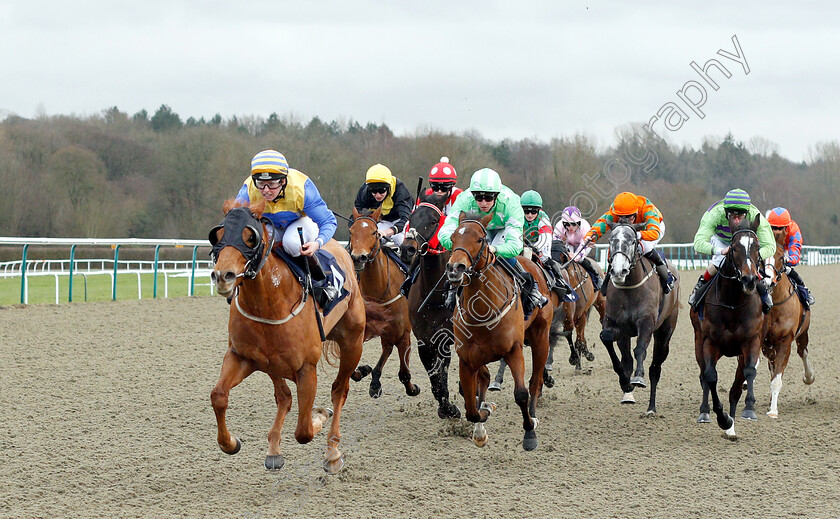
left=766, top=207, right=815, bottom=307
left=553, top=206, right=602, bottom=291
left=234, top=149, right=340, bottom=306
left=438, top=168, right=549, bottom=317
left=354, top=164, right=413, bottom=247
left=688, top=189, right=776, bottom=313
left=584, top=192, right=675, bottom=295
left=520, top=190, right=573, bottom=297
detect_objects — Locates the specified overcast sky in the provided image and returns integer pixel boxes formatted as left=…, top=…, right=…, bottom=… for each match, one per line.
left=2, top=1, right=838, bottom=162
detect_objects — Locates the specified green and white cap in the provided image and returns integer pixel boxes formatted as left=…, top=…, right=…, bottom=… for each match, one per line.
left=469, top=168, right=502, bottom=193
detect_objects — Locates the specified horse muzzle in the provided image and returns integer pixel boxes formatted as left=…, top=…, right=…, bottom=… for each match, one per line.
left=446, top=262, right=466, bottom=284
left=741, top=274, right=757, bottom=293
left=211, top=269, right=239, bottom=297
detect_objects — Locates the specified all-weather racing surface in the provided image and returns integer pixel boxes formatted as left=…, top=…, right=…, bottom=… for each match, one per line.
left=1, top=266, right=838, bottom=518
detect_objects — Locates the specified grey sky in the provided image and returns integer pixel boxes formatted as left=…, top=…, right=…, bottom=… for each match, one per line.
left=2, top=1, right=838, bottom=162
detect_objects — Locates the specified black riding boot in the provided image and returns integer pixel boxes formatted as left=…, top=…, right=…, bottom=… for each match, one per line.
left=786, top=267, right=815, bottom=306
left=687, top=275, right=711, bottom=311
left=756, top=282, right=774, bottom=314
left=444, top=282, right=458, bottom=311
left=600, top=264, right=611, bottom=295
left=580, top=257, right=602, bottom=291
left=399, top=260, right=420, bottom=297
left=643, top=250, right=675, bottom=294
left=544, top=257, right=572, bottom=298
left=301, top=255, right=338, bottom=308
left=507, top=259, right=549, bottom=318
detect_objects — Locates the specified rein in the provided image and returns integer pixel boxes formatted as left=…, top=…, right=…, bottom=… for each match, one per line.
left=405, top=202, right=446, bottom=255
left=706, top=228, right=761, bottom=310
left=350, top=215, right=403, bottom=304
left=234, top=289, right=308, bottom=325
left=451, top=219, right=497, bottom=277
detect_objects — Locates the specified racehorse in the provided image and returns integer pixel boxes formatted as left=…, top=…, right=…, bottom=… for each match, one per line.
left=550, top=241, right=606, bottom=371
left=209, top=199, right=388, bottom=473
left=757, top=233, right=814, bottom=418
left=691, top=215, right=765, bottom=439
left=348, top=207, right=420, bottom=399
left=599, top=222, right=680, bottom=414
left=446, top=212, right=552, bottom=450
left=400, top=192, right=462, bottom=419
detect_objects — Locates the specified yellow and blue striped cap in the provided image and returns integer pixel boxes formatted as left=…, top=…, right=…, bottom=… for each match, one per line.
left=250, top=150, right=289, bottom=180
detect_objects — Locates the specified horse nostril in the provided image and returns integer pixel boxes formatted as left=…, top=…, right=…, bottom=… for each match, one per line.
left=211, top=271, right=218, bottom=283
left=223, top=272, right=236, bottom=283
left=406, top=246, right=416, bottom=256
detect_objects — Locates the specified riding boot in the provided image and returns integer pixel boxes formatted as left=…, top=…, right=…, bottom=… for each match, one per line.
left=544, top=257, right=572, bottom=298
left=600, top=264, right=611, bottom=295
left=786, top=267, right=815, bottom=306
left=510, top=259, right=549, bottom=312
left=643, top=250, right=675, bottom=294
left=580, top=257, right=602, bottom=291
left=687, top=276, right=711, bottom=311
left=399, top=260, right=420, bottom=297
left=302, top=255, right=338, bottom=308
left=756, top=282, right=774, bottom=314
left=444, top=282, right=457, bottom=311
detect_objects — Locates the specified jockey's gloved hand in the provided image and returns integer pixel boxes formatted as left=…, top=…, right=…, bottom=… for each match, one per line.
left=488, top=245, right=496, bottom=254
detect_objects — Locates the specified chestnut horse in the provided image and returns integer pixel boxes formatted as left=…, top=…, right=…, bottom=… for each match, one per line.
left=549, top=241, right=606, bottom=371
left=209, top=200, right=387, bottom=473
left=348, top=207, right=419, bottom=399
left=446, top=213, right=552, bottom=450
left=691, top=215, right=764, bottom=439
left=400, top=192, right=462, bottom=419
left=599, top=222, right=680, bottom=414
left=758, top=234, right=814, bottom=418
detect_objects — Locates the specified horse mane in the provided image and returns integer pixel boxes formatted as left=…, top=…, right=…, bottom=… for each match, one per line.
left=222, top=198, right=266, bottom=218
left=419, top=190, right=448, bottom=209
left=461, top=211, right=484, bottom=221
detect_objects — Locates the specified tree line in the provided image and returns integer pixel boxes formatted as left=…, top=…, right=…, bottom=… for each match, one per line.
left=1, top=105, right=838, bottom=244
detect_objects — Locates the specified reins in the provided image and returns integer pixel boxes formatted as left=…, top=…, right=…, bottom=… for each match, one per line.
left=350, top=215, right=403, bottom=305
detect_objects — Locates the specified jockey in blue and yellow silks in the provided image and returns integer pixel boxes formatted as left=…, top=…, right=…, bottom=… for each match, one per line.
left=235, top=150, right=337, bottom=258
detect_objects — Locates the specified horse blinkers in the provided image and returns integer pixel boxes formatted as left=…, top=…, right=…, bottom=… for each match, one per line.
left=209, top=207, right=272, bottom=280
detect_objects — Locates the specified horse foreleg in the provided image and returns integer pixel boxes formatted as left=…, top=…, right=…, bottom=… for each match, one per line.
left=701, top=345, right=735, bottom=437
left=631, top=321, right=655, bottom=388
left=575, top=310, right=595, bottom=363
left=459, top=358, right=483, bottom=424
left=210, top=348, right=256, bottom=455
left=698, top=376, right=712, bottom=423
left=646, top=323, right=674, bottom=416
left=395, top=333, right=420, bottom=397
left=325, top=328, right=364, bottom=475
left=728, top=356, right=746, bottom=419
left=265, top=376, right=293, bottom=470
left=368, top=341, right=394, bottom=399
left=417, top=334, right=459, bottom=419
left=526, top=327, right=550, bottom=417
left=767, top=336, right=793, bottom=418
left=797, top=329, right=815, bottom=385
left=505, top=344, right=538, bottom=451
left=293, top=363, right=323, bottom=445
left=477, top=365, right=491, bottom=408
left=600, top=327, right=633, bottom=402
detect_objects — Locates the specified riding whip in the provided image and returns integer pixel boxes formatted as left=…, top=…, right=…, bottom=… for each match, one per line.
left=298, top=227, right=326, bottom=341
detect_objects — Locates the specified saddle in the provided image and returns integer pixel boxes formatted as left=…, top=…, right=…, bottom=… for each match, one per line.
left=273, top=246, right=349, bottom=315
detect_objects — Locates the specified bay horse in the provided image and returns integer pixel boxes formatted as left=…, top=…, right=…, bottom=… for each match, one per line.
left=599, top=222, right=680, bottom=414
left=446, top=212, right=552, bottom=450
left=400, top=192, right=462, bottom=419
left=691, top=215, right=765, bottom=438
left=209, top=199, right=388, bottom=473
left=348, top=206, right=420, bottom=399
left=757, top=234, right=814, bottom=418
left=550, top=241, right=606, bottom=371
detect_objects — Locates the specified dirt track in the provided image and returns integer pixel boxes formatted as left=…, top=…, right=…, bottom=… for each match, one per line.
left=1, top=266, right=839, bottom=518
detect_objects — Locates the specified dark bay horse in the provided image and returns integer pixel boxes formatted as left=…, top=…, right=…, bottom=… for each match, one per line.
left=550, top=241, right=606, bottom=371
left=349, top=207, right=419, bottom=399
left=209, top=200, right=388, bottom=473
left=447, top=213, right=552, bottom=450
left=691, top=215, right=765, bottom=439
left=599, top=223, right=680, bottom=414
left=758, top=234, right=814, bottom=418
left=400, top=192, right=461, bottom=419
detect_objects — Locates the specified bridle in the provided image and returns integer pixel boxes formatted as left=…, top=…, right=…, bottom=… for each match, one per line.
left=719, top=228, right=759, bottom=282
left=209, top=207, right=275, bottom=280
left=607, top=225, right=642, bottom=272
left=404, top=202, right=446, bottom=256
left=451, top=219, right=496, bottom=277
left=349, top=215, right=382, bottom=272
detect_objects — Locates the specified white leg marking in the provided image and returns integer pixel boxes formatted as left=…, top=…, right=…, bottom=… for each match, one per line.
left=802, top=350, right=816, bottom=385
left=724, top=423, right=737, bottom=438
left=767, top=374, right=782, bottom=418
left=621, top=392, right=636, bottom=404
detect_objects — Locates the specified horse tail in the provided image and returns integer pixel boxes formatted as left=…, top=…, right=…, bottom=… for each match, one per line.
left=363, top=298, right=392, bottom=342
left=322, top=340, right=341, bottom=368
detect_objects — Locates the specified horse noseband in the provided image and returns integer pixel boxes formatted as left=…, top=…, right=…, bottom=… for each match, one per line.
left=209, top=207, right=274, bottom=279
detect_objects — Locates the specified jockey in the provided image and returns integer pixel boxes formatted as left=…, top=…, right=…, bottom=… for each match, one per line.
left=234, top=149, right=339, bottom=304
left=583, top=192, right=675, bottom=295
left=438, top=168, right=549, bottom=316
left=521, top=191, right=573, bottom=297
left=400, top=157, right=463, bottom=296
left=553, top=206, right=602, bottom=291
left=688, top=189, right=776, bottom=313
left=354, top=164, right=413, bottom=247
left=766, top=207, right=815, bottom=306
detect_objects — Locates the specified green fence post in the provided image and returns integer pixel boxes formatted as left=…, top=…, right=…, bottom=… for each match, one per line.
left=153, top=245, right=161, bottom=299
left=112, top=245, right=120, bottom=301
left=20, top=244, right=29, bottom=304
left=190, top=246, right=199, bottom=296
left=68, top=244, right=77, bottom=302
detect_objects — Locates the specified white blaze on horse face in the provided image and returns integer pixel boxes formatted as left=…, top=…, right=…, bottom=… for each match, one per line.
left=457, top=227, right=466, bottom=235
left=360, top=221, right=370, bottom=229
left=740, top=235, right=754, bottom=271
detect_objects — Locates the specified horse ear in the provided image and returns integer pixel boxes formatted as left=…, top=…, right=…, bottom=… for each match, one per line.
left=352, top=207, right=361, bottom=219
left=458, top=212, right=467, bottom=223
left=372, top=206, right=382, bottom=221
left=222, top=199, right=236, bottom=215
left=606, top=219, right=616, bottom=230
left=249, top=198, right=266, bottom=218
left=480, top=213, right=494, bottom=227
left=633, top=222, right=647, bottom=232
left=434, top=192, right=447, bottom=210
left=751, top=213, right=760, bottom=232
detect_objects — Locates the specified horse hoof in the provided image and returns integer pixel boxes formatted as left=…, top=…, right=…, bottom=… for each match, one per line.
left=523, top=429, right=538, bottom=451
left=697, top=413, right=711, bottom=423
left=568, top=354, right=580, bottom=366
left=351, top=365, right=372, bottom=381
left=222, top=437, right=242, bottom=455
left=723, top=424, right=737, bottom=441
left=584, top=351, right=595, bottom=362
left=621, top=392, right=636, bottom=404
left=264, top=454, right=285, bottom=470
left=406, top=384, right=421, bottom=397
left=488, top=381, right=502, bottom=392
left=803, top=375, right=815, bottom=385
left=438, top=403, right=461, bottom=419
left=323, top=453, right=345, bottom=475
left=766, top=410, right=779, bottom=419
left=718, top=413, right=734, bottom=430
left=473, top=423, right=488, bottom=447
left=543, top=373, right=555, bottom=388
left=369, top=384, right=382, bottom=399
left=642, top=410, right=657, bottom=419
left=741, top=409, right=757, bottom=421
left=630, top=376, right=647, bottom=388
